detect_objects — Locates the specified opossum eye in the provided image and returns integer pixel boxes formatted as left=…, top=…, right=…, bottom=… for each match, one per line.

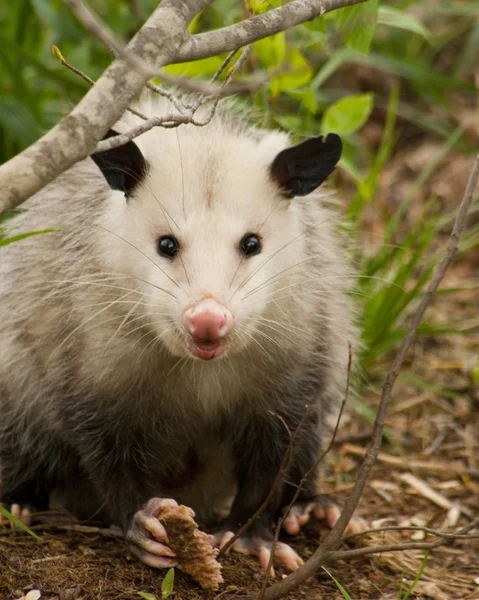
left=239, top=233, right=262, bottom=257
left=157, top=235, right=179, bottom=258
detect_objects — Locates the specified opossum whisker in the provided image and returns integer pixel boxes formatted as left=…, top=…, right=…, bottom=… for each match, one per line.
left=143, top=180, right=181, bottom=232
left=138, top=325, right=176, bottom=360
left=230, top=225, right=317, bottom=301
left=101, top=299, right=144, bottom=355
left=272, top=288, right=374, bottom=304
left=101, top=164, right=181, bottom=233
left=165, top=352, right=189, bottom=378
left=256, top=321, right=301, bottom=347
left=130, top=321, right=174, bottom=352
left=49, top=292, right=134, bottom=361
left=251, top=274, right=403, bottom=303
left=228, top=198, right=286, bottom=289
left=196, top=363, right=205, bottom=404
left=241, top=246, right=341, bottom=300
left=175, top=129, right=186, bottom=220
left=236, top=326, right=269, bottom=356
left=117, top=313, right=173, bottom=341
left=98, top=225, right=183, bottom=295
left=228, top=256, right=245, bottom=289
left=254, top=327, right=293, bottom=354
left=47, top=276, right=175, bottom=302
left=71, top=298, right=153, bottom=311
left=254, top=315, right=314, bottom=338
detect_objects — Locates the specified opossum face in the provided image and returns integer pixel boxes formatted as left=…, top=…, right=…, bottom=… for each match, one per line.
left=94, top=127, right=341, bottom=361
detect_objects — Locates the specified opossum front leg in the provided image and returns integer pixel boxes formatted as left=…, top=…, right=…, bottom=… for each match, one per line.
left=278, top=416, right=365, bottom=536
left=125, top=497, right=178, bottom=569
left=215, top=415, right=304, bottom=572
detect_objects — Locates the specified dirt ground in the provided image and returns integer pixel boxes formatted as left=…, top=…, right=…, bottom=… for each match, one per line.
left=1, top=244, right=478, bottom=599
left=1, top=71, right=478, bottom=600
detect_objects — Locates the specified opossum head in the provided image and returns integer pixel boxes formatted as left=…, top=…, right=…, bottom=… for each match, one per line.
left=93, top=121, right=341, bottom=361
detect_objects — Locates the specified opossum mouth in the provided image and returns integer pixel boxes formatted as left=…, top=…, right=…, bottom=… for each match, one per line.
left=187, top=337, right=227, bottom=360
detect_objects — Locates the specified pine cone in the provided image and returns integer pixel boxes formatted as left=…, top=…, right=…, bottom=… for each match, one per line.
left=157, top=504, right=223, bottom=591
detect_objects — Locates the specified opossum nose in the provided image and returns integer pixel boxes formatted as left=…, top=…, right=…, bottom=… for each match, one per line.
left=183, top=299, right=233, bottom=341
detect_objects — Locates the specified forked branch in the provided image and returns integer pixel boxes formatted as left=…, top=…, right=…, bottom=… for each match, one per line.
left=259, top=153, right=479, bottom=599
left=0, top=0, right=366, bottom=215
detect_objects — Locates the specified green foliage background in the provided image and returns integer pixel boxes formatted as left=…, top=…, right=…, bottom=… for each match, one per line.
left=0, top=0, right=478, bottom=379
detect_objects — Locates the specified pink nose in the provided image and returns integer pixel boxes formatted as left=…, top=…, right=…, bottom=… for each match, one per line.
left=183, top=299, right=234, bottom=341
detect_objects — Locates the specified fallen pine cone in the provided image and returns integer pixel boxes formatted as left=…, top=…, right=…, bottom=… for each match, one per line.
left=157, top=504, right=223, bottom=591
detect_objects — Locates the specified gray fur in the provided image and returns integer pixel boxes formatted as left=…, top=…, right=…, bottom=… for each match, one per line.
left=0, top=100, right=356, bottom=532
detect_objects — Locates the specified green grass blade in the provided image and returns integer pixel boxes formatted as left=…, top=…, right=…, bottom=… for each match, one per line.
left=401, top=550, right=430, bottom=600
left=0, top=229, right=55, bottom=246
left=322, top=566, right=352, bottom=599
left=0, top=505, right=40, bottom=540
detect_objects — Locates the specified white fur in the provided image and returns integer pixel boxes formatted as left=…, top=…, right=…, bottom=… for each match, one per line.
left=0, top=98, right=356, bottom=518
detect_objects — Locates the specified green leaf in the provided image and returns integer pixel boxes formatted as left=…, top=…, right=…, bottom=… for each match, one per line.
left=0, top=505, right=41, bottom=540
left=287, top=88, right=318, bottom=114
left=0, top=230, right=55, bottom=246
left=329, top=0, right=379, bottom=54
left=161, top=568, right=175, bottom=599
left=273, top=115, right=303, bottom=133
left=274, top=48, right=312, bottom=93
left=253, top=32, right=286, bottom=68
left=378, top=7, right=431, bottom=41
left=322, top=93, right=373, bottom=137
left=162, top=56, right=225, bottom=78
left=137, top=593, right=158, bottom=600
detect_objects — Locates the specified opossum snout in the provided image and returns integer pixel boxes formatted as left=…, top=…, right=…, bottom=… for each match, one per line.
left=183, top=299, right=234, bottom=342
left=183, top=299, right=234, bottom=360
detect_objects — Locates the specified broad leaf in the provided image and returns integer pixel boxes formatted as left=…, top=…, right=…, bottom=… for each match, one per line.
left=322, top=93, right=373, bottom=136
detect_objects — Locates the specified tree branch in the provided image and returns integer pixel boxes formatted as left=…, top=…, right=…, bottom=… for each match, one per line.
left=174, top=0, right=367, bottom=62
left=0, top=0, right=212, bottom=215
left=0, top=0, right=366, bottom=215
left=259, top=153, right=479, bottom=599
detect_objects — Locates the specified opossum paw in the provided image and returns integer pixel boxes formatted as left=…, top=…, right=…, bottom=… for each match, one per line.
left=126, top=498, right=178, bottom=569
left=214, top=530, right=303, bottom=574
left=0, top=503, right=33, bottom=527
left=281, top=497, right=367, bottom=536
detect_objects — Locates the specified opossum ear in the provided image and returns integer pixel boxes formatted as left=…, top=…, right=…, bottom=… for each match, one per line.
left=91, top=130, right=147, bottom=198
left=270, top=133, right=342, bottom=198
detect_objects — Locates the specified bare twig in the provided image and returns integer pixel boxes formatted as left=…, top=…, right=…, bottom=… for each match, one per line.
left=174, top=0, right=368, bottom=63
left=0, top=522, right=122, bottom=538
left=259, top=155, right=479, bottom=599
left=0, top=0, right=366, bottom=213
left=342, top=443, right=467, bottom=474
left=191, top=45, right=253, bottom=125
left=217, top=405, right=313, bottom=559
left=94, top=114, right=192, bottom=152
left=342, top=519, right=479, bottom=542
left=52, top=44, right=94, bottom=85
left=257, top=345, right=352, bottom=600
left=0, top=0, right=212, bottom=214
left=64, top=0, right=150, bottom=74
left=52, top=45, right=149, bottom=121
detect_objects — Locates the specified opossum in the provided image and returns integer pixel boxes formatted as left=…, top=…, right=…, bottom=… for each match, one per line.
left=0, top=99, right=356, bottom=572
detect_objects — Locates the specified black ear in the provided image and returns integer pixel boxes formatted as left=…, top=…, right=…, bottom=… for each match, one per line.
left=91, top=130, right=148, bottom=197
left=270, top=133, right=342, bottom=198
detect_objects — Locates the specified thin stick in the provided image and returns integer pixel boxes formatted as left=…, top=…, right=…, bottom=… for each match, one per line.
left=260, top=155, right=479, bottom=600
left=217, top=405, right=313, bottom=558
left=342, top=518, right=479, bottom=542
left=52, top=45, right=148, bottom=121
left=257, top=345, right=352, bottom=600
